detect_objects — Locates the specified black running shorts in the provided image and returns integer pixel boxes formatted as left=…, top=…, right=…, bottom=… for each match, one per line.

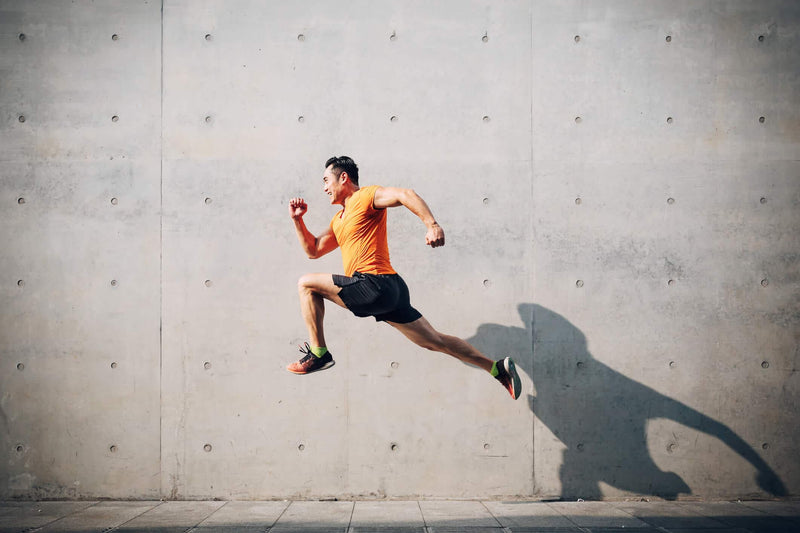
left=332, top=272, right=422, bottom=324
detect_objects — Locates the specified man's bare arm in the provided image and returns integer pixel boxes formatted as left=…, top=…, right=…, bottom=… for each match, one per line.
left=372, top=187, right=445, bottom=247
left=288, top=197, right=339, bottom=258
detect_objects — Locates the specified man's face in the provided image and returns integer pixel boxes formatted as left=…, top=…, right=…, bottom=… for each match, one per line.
left=323, top=165, right=344, bottom=205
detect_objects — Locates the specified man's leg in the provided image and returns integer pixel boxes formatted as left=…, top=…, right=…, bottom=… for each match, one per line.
left=297, top=273, right=346, bottom=348
left=386, top=316, right=494, bottom=373
left=387, top=316, right=522, bottom=399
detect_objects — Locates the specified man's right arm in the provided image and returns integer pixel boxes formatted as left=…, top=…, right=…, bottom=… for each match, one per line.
left=289, top=198, right=338, bottom=259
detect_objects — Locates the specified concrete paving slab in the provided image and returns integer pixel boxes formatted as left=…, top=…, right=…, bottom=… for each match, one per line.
left=417, top=501, right=500, bottom=528
left=269, top=501, right=353, bottom=531
left=739, top=500, right=800, bottom=522
left=665, top=529, right=751, bottom=533
left=197, top=501, right=290, bottom=527
left=191, top=526, right=269, bottom=533
left=347, top=526, right=429, bottom=533
left=611, top=501, right=732, bottom=529
left=483, top=501, right=581, bottom=529
left=35, top=501, right=162, bottom=532
left=428, top=528, right=504, bottom=533
left=351, top=501, right=425, bottom=527
left=115, top=501, right=225, bottom=529
left=545, top=501, right=650, bottom=529
left=0, top=501, right=96, bottom=529
left=670, top=501, right=798, bottom=532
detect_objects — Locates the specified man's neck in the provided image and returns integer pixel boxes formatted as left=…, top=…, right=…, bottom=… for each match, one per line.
left=341, top=185, right=360, bottom=209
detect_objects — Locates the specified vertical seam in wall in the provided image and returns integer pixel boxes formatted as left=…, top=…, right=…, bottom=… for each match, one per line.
left=529, top=0, right=536, bottom=497
left=159, top=0, right=165, bottom=499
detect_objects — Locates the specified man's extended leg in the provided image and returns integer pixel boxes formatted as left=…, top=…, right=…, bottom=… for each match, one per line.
left=288, top=273, right=347, bottom=375
left=387, top=316, right=521, bottom=399
left=387, top=316, right=493, bottom=371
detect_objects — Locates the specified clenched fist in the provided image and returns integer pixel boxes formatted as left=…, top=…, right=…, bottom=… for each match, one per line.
left=425, top=223, right=445, bottom=248
left=289, top=198, right=308, bottom=220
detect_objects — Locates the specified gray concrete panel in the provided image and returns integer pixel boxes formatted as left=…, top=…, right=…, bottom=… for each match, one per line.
left=0, top=0, right=161, bottom=499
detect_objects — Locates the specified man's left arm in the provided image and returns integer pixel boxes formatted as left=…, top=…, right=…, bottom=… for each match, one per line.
left=373, top=186, right=445, bottom=248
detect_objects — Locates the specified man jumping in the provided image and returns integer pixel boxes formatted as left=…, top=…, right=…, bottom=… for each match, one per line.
left=286, top=156, right=521, bottom=400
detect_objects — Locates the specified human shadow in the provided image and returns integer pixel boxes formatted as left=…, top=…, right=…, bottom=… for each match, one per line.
left=466, top=303, right=788, bottom=500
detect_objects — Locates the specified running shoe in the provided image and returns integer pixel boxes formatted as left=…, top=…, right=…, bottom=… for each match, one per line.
left=495, top=357, right=521, bottom=399
left=287, top=342, right=335, bottom=375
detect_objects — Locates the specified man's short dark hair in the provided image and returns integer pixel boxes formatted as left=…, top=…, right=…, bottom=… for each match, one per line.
left=325, top=156, right=359, bottom=185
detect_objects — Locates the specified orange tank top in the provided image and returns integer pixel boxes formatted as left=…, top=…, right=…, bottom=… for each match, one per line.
left=330, top=185, right=396, bottom=277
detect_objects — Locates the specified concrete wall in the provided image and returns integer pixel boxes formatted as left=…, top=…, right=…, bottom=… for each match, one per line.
left=1, top=0, right=798, bottom=500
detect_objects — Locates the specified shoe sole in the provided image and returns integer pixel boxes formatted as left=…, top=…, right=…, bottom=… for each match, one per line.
left=287, top=360, right=335, bottom=375
left=504, top=357, right=521, bottom=400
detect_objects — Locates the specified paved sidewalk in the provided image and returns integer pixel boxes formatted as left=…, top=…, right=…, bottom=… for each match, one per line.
left=0, top=499, right=798, bottom=533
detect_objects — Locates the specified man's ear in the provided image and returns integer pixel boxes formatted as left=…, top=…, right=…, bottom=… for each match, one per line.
left=339, top=171, right=349, bottom=184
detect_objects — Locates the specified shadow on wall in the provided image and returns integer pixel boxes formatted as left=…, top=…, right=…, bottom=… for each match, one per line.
left=466, top=304, right=788, bottom=500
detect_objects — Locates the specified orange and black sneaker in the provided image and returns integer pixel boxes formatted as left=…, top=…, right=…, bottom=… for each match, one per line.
left=495, top=357, right=521, bottom=399
left=287, top=342, right=335, bottom=375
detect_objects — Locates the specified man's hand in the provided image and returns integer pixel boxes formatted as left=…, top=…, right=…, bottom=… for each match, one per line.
left=289, top=198, right=308, bottom=220
left=426, top=223, right=445, bottom=248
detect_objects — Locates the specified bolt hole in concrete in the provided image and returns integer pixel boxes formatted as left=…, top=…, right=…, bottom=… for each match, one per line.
left=205, top=280, right=213, bottom=287
left=576, top=280, right=584, bottom=288
left=204, top=444, right=212, bottom=452
left=763, top=442, right=770, bottom=450
left=110, top=197, right=118, bottom=205
left=205, top=197, right=213, bottom=205
left=668, top=279, right=675, bottom=286
left=482, top=32, right=488, bottom=42
left=17, top=280, right=24, bottom=287
left=111, top=362, right=118, bottom=369
left=15, top=445, right=24, bottom=453
left=390, top=31, right=397, bottom=41
left=390, top=361, right=399, bottom=369
left=112, top=34, right=119, bottom=41
left=760, top=197, right=767, bottom=204
left=390, top=443, right=399, bottom=451
left=297, top=34, right=305, bottom=41
left=667, top=197, right=675, bottom=205
left=758, top=35, right=765, bottom=42
left=666, top=116, right=673, bottom=124
left=390, top=115, right=398, bottom=122
left=205, top=115, right=212, bottom=124
left=575, top=197, right=582, bottom=205
left=484, top=443, right=491, bottom=450
left=110, top=445, right=117, bottom=453
left=575, top=116, right=582, bottom=123
left=761, top=279, right=769, bottom=287
left=669, top=361, right=677, bottom=368
left=667, top=442, right=677, bottom=453
left=666, top=35, right=672, bottom=42
left=762, top=361, right=770, bottom=369
left=297, top=115, right=304, bottom=123
left=759, top=116, right=766, bottom=123
left=17, top=363, right=24, bottom=371
left=205, top=33, right=213, bottom=41
left=110, top=279, right=118, bottom=287
left=483, top=279, right=492, bottom=288
left=204, top=362, right=212, bottom=370
left=577, top=443, right=585, bottom=451
left=17, top=197, right=25, bottom=204
left=18, top=115, right=25, bottom=123
left=577, top=361, right=585, bottom=369
left=112, top=115, right=119, bottom=122
left=483, top=115, right=491, bottom=123
left=298, top=444, right=305, bottom=451
left=18, top=33, right=25, bottom=41
left=574, top=35, right=580, bottom=43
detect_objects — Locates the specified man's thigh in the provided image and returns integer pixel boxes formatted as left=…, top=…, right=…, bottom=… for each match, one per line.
left=298, top=273, right=347, bottom=308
